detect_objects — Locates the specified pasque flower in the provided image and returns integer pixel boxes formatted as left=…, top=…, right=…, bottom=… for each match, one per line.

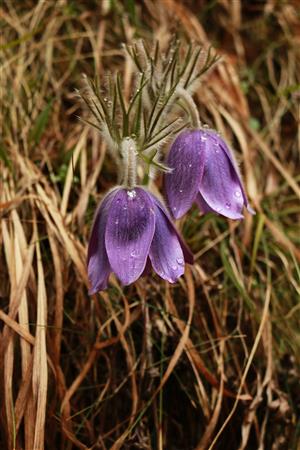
left=87, top=187, right=193, bottom=293
left=165, top=129, right=254, bottom=220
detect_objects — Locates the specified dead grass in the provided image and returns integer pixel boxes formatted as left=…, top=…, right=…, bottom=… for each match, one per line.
left=0, top=1, right=299, bottom=449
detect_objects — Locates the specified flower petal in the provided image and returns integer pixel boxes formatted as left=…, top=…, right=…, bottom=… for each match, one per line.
left=196, top=192, right=220, bottom=214
left=87, top=190, right=117, bottom=294
left=105, top=187, right=155, bottom=285
left=149, top=202, right=186, bottom=283
left=207, top=131, right=254, bottom=215
left=199, top=135, right=245, bottom=219
left=151, top=195, right=194, bottom=264
left=165, top=130, right=206, bottom=219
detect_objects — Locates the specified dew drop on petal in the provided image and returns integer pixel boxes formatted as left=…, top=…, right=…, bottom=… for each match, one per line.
left=176, top=258, right=184, bottom=265
left=235, top=190, right=241, bottom=198
left=200, top=134, right=207, bottom=141
left=188, top=163, right=192, bottom=168
left=225, top=202, right=231, bottom=209
left=115, top=219, right=119, bottom=225
left=127, top=189, right=136, bottom=199
left=171, top=264, right=177, bottom=271
left=179, top=189, right=183, bottom=193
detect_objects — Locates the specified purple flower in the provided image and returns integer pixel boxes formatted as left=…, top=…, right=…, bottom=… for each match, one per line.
left=165, top=129, right=254, bottom=220
left=87, top=187, right=193, bottom=293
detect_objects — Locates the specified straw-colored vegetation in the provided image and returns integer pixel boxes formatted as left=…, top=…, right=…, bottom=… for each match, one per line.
left=0, top=1, right=299, bottom=449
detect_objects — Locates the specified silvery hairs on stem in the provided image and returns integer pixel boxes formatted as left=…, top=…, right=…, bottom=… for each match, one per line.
left=77, top=38, right=219, bottom=185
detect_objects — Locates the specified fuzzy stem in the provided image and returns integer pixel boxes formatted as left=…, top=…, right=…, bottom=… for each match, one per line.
left=176, top=86, right=201, bottom=128
left=121, top=137, right=137, bottom=189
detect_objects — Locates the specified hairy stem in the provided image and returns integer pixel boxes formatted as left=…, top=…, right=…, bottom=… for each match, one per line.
left=121, top=137, right=137, bottom=189
left=176, top=86, right=201, bottom=128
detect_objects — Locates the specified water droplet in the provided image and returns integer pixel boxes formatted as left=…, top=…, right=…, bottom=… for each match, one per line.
left=235, top=191, right=241, bottom=198
left=216, top=207, right=222, bottom=212
left=173, top=207, right=177, bottom=211
left=203, top=124, right=209, bottom=129
left=171, top=264, right=177, bottom=271
left=130, top=250, right=139, bottom=257
left=103, top=97, right=108, bottom=102
left=116, top=198, right=121, bottom=203
left=188, top=163, right=192, bottom=168
left=127, top=190, right=136, bottom=199
left=107, top=100, right=112, bottom=107
left=225, top=202, right=231, bottom=209
left=179, top=189, right=183, bottom=193
left=200, top=134, right=207, bottom=141
left=176, top=258, right=184, bottom=265
left=115, top=219, right=119, bottom=225
left=123, top=205, right=128, bottom=210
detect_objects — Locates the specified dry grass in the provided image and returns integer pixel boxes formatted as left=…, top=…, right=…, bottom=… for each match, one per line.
left=0, top=1, right=299, bottom=449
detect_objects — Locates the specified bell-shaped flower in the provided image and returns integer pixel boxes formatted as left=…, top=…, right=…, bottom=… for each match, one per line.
left=87, top=187, right=193, bottom=293
left=165, top=129, right=254, bottom=220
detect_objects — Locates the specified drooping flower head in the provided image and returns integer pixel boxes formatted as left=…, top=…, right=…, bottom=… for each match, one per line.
left=165, top=129, right=254, bottom=220
left=87, top=186, right=193, bottom=293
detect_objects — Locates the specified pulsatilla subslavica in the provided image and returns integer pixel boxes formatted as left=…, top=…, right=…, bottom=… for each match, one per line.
left=87, top=187, right=193, bottom=293
left=165, top=129, right=254, bottom=220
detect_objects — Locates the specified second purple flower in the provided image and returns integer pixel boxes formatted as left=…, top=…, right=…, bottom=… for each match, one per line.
left=165, top=129, right=254, bottom=220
